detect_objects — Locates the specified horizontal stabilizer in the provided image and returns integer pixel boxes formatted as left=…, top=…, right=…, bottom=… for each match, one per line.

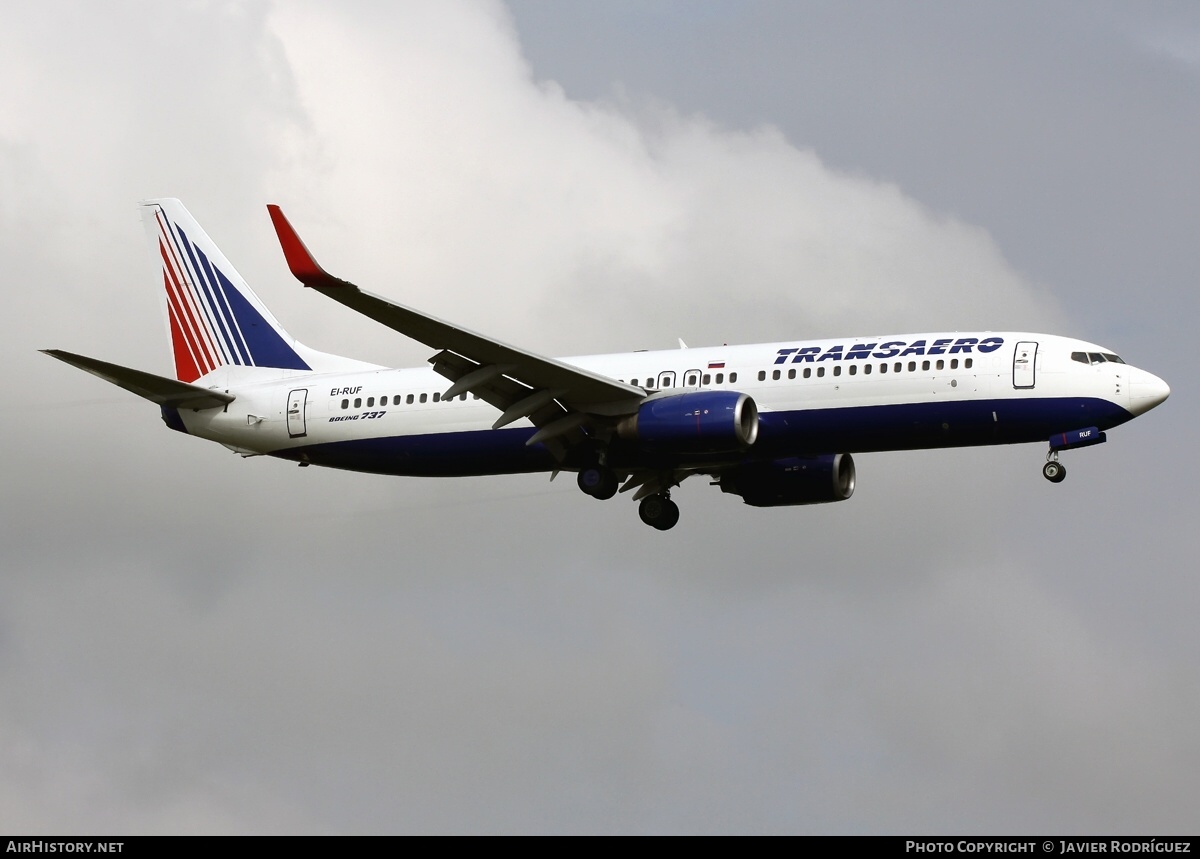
left=41, top=349, right=235, bottom=410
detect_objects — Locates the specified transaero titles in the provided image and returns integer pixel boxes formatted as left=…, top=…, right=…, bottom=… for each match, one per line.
left=774, top=336, right=1004, bottom=364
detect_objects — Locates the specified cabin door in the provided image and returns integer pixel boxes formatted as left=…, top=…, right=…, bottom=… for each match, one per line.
left=1013, top=341, right=1038, bottom=389
left=287, top=388, right=308, bottom=438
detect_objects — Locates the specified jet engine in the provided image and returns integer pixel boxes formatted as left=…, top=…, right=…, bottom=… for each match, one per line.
left=617, top=391, right=758, bottom=453
left=719, top=454, right=856, bottom=507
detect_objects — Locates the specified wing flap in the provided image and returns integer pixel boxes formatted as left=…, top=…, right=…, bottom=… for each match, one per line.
left=42, top=349, right=235, bottom=410
left=428, top=349, right=582, bottom=458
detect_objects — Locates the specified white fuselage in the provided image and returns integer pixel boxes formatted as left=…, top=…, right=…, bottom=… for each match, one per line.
left=169, top=331, right=1167, bottom=477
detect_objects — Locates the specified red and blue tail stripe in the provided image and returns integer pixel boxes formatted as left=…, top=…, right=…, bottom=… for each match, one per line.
left=149, top=204, right=310, bottom=382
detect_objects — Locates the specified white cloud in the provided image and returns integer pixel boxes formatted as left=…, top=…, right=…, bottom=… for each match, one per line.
left=265, top=0, right=1059, bottom=363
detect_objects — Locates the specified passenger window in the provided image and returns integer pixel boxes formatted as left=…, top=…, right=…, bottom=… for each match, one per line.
left=950, top=359, right=958, bottom=370
left=833, top=366, right=842, bottom=377
left=817, top=367, right=825, bottom=378
left=354, top=398, right=362, bottom=408
left=848, top=365, right=857, bottom=376
left=758, top=370, right=766, bottom=381
left=895, top=362, right=903, bottom=373
left=936, top=360, right=944, bottom=370
left=716, top=373, right=724, bottom=384
left=406, top=394, right=414, bottom=404
left=922, top=360, right=931, bottom=371
left=433, top=392, right=440, bottom=402
left=965, top=358, right=973, bottom=369
left=729, top=372, right=738, bottom=383
left=863, top=364, right=872, bottom=375
left=908, top=362, right=916, bottom=372
left=803, top=368, right=812, bottom=379
left=879, top=364, right=887, bottom=374
left=341, top=399, right=349, bottom=409
left=772, top=369, right=781, bottom=381
left=367, top=397, right=375, bottom=407
left=788, top=369, right=796, bottom=380
left=702, top=373, right=711, bottom=385
left=419, top=393, right=427, bottom=403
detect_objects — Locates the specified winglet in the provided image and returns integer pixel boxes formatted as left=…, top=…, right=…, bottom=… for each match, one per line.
left=267, top=204, right=351, bottom=289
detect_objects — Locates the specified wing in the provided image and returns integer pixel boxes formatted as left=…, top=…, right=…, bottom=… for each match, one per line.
left=42, top=350, right=235, bottom=409
left=267, top=205, right=645, bottom=459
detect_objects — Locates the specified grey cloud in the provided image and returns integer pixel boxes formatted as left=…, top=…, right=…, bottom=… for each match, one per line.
left=1, top=0, right=1193, bottom=834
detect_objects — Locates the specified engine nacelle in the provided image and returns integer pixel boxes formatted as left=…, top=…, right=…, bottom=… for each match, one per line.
left=720, top=454, right=856, bottom=507
left=617, top=391, right=758, bottom=453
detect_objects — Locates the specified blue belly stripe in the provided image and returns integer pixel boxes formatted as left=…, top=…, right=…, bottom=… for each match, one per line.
left=275, top=396, right=1133, bottom=477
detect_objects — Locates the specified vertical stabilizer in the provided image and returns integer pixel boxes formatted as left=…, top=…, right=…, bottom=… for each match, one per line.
left=140, top=198, right=315, bottom=382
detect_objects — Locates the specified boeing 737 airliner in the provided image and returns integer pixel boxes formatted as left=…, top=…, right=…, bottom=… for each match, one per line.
left=44, top=200, right=1170, bottom=530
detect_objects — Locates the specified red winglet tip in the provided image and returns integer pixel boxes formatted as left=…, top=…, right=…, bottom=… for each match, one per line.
left=267, top=204, right=338, bottom=287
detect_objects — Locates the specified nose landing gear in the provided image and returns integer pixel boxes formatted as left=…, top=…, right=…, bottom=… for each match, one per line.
left=1042, top=450, right=1066, bottom=483
left=1042, top=426, right=1106, bottom=483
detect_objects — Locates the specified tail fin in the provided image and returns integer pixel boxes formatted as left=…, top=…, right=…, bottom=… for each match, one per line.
left=141, top=199, right=321, bottom=382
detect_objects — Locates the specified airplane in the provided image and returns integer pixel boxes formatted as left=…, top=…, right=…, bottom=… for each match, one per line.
left=43, top=199, right=1170, bottom=531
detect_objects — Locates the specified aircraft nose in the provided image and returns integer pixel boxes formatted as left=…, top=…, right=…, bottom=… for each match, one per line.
left=1128, top=368, right=1170, bottom=416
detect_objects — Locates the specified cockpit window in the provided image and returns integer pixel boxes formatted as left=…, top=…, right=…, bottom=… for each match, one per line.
left=1072, top=351, right=1125, bottom=366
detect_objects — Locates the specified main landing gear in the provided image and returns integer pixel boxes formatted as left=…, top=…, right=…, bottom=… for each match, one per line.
left=1042, top=450, right=1066, bottom=483
left=576, top=463, right=681, bottom=531
left=577, top=465, right=618, bottom=500
left=638, top=492, right=680, bottom=531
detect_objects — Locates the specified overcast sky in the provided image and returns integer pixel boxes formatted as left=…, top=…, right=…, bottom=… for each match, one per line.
left=2, top=0, right=1197, bottom=834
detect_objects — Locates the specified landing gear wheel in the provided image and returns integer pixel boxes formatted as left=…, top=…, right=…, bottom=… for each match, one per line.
left=1042, top=461, right=1066, bottom=483
left=638, top=494, right=680, bottom=531
left=577, top=466, right=618, bottom=500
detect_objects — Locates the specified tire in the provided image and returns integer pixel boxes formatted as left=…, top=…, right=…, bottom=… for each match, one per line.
left=1042, top=461, right=1066, bottom=483
left=578, top=466, right=618, bottom=499
left=639, top=495, right=680, bottom=530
